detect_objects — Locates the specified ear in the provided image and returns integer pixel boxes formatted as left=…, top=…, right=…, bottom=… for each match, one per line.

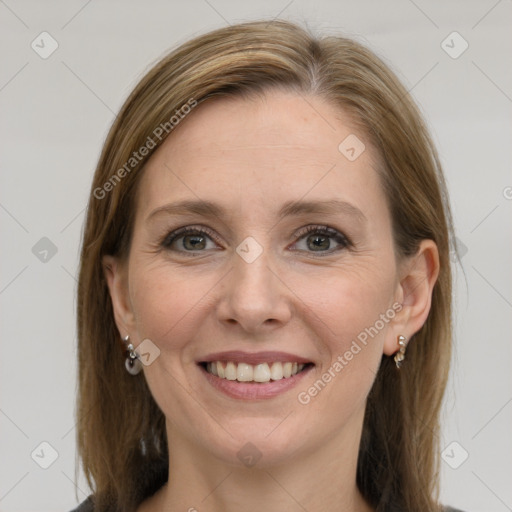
left=383, top=239, right=440, bottom=356
left=102, top=254, right=137, bottom=339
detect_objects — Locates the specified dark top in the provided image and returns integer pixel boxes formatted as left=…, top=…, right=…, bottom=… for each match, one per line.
left=70, top=496, right=93, bottom=512
left=70, top=496, right=465, bottom=512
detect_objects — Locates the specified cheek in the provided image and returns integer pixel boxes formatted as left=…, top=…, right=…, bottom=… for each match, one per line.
left=129, top=260, right=218, bottom=352
left=292, top=264, right=396, bottom=404
left=295, top=261, right=396, bottom=346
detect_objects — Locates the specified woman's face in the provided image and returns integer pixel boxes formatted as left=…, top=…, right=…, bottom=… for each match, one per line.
left=106, top=89, right=413, bottom=468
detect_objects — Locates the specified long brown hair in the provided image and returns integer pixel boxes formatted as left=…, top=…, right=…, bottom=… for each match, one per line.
left=76, top=19, right=454, bottom=511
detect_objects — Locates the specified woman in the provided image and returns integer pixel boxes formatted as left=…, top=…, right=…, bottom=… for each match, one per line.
left=72, top=19, right=463, bottom=512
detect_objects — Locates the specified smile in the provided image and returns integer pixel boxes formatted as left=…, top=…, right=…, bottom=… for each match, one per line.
left=202, top=361, right=310, bottom=383
left=198, top=360, right=315, bottom=400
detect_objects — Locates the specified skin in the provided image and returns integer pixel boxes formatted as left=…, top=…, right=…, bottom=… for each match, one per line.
left=103, top=89, right=439, bottom=512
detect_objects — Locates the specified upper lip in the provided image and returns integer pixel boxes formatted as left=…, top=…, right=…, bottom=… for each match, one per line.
left=198, top=350, right=313, bottom=365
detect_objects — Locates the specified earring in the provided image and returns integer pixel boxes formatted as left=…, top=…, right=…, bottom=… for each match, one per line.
left=394, top=335, right=407, bottom=369
left=123, top=335, right=142, bottom=375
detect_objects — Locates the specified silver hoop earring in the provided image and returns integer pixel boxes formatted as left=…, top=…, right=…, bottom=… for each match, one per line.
left=123, top=335, right=142, bottom=375
left=394, top=335, right=407, bottom=369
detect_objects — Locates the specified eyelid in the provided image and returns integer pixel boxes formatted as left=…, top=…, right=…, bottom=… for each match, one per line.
left=292, top=224, right=351, bottom=244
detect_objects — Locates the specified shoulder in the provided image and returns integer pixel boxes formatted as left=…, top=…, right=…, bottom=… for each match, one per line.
left=69, top=495, right=95, bottom=512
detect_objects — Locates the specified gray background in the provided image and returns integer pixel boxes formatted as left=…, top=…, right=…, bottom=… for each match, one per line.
left=1, top=1, right=511, bottom=511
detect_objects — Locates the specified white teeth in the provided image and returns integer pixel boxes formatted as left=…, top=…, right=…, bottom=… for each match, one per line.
left=237, top=363, right=253, bottom=382
left=253, top=363, right=271, bottom=382
left=205, top=361, right=306, bottom=382
left=270, top=361, right=283, bottom=380
left=225, top=361, right=237, bottom=380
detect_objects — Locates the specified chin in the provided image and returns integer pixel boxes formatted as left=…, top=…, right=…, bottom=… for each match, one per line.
left=204, top=419, right=310, bottom=469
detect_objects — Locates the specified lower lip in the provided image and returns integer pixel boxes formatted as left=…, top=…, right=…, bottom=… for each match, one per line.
left=199, top=364, right=313, bottom=400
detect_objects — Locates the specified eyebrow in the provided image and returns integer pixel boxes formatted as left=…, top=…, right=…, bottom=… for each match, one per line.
left=146, top=198, right=367, bottom=223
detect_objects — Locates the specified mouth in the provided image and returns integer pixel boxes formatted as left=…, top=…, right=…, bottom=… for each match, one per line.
left=196, top=352, right=315, bottom=400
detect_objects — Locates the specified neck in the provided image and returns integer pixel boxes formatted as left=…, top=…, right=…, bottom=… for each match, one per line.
left=139, top=409, right=374, bottom=512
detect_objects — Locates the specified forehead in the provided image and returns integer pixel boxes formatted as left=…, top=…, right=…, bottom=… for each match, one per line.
left=135, top=89, right=386, bottom=222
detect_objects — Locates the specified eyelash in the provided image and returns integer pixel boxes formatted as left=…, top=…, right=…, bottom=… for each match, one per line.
left=160, top=224, right=352, bottom=257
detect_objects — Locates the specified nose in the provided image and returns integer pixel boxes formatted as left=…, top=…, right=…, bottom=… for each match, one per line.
left=216, top=244, right=293, bottom=334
